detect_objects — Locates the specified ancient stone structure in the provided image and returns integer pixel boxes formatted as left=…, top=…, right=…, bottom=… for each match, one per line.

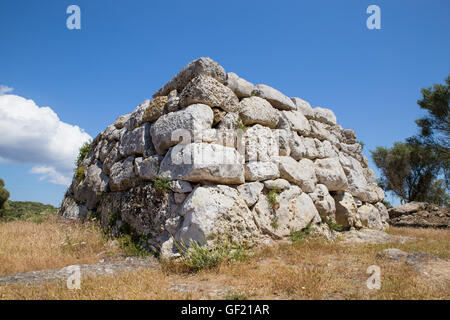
left=59, top=57, right=388, bottom=257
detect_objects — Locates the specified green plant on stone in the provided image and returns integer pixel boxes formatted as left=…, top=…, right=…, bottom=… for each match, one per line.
left=75, top=141, right=92, bottom=167
left=326, top=220, right=343, bottom=232
left=75, top=166, right=86, bottom=183
left=270, top=216, right=279, bottom=230
left=289, top=221, right=313, bottom=243
left=266, top=189, right=279, bottom=209
left=152, top=176, right=172, bottom=193
left=237, top=117, right=248, bottom=132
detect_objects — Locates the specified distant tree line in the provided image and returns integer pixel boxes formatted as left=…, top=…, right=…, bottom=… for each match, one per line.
left=371, top=75, right=449, bottom=206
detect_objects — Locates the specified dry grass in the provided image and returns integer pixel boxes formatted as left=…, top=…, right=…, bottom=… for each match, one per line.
left=0, top=220, right=449, bottom=300
left=0, top=215, right=121, bottom=276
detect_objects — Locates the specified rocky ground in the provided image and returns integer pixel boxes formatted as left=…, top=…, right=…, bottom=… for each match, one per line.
left=389, top=202, right=449, bottom=229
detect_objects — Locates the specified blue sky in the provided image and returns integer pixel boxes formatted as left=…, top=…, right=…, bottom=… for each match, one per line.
left=0, top=0, right=449, bottom=206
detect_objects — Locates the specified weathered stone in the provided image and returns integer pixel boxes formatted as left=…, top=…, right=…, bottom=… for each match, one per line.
left=308, top=120, right=330, bottom=140
left=252, top=84, right=296, bottom=111
left=179, top=75, right=240, bottom=113
left=170, top=180, right=193, bottom=193
left=150, top=104, right=214, bottom=155
left=358, top=203, right=384, bottom=230
left=333, top=191, right=362, bottom=229
left=176, top=185, right=259, bottom=245
left=142, top=96, right=168, bottom=123
left=343, top=129, right=356, bottom=144
left=217, top=112, right=239, bottom=130
left=102, top=142, right=120, bottom=176
left=174, top=193, right=187, bottom=205
left=280, top=110, right=311, bottom=135
left=159, top=143, right=244, bottom=184
left=263, top=178, right=291, bottom=191
left=245, top=125, right=278, bottom=162
left=278, top=156, right=317, bottom=193
left=312, top=107, right=336, bottom=125
left=153, top=57, right=227, bottom=97
left=374, top=202, right=389, bottom=229
left=109, top=156, right=137, bottom=191
left=290, top=135, right=336, bottom=160
left=308, top=184, right=336, bottom=221
left=164, top=89, right=181, bottom=113
left=125, top=100, right=149, bottom=130
left=244, top=161, right=280, bottom=181
left=134, top=155, right=162, bottom=180
left=74, top=161, right=109, bottom=210
left=237, top=182, right=264, bottom=207
left=225, top=72, right=254, bottom=98
left=291, top=97, right=314, bottom=118
left=59, top=197, right=88, bottom=220
left=314, top=157, right=348, bottom=191
left=273, top=129, right=291, bottom=156
left=119, top=124, right=150, bottom=158
left=239, top=96, right=279, bottom=128
left=114, top=113, right=131, bottom=129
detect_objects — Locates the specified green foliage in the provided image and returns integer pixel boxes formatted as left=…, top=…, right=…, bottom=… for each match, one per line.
left=357, top=140, right=365, bottom=150
left=237, top=117, right=248, bottom=132
left=371, top=139, right=444, bottom=205
left=75, top=141, right=92, bottom=167
left=0, top=201, right=57, bottom=222
left=382, top=199, right=393, bottom=209
left=225, top=291, right=248, bottom=300
left=0, top=178, right=10, bottom=214
left=289, top=221, right=313, bottom=243
left=270, top=216, right=279, bottom=230
left=266, top=189, right=279, bottom=208
left=117, top=233, right=149, bottom=257
left=326, top=220, right=343, bottom=232
left=174, top=238, right=249, bottom=272
left=152, top=176, right=172, bottom=193
left=75, top=166, right=86, bottom=183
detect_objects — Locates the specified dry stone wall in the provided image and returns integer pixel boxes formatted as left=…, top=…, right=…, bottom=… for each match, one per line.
left=59, top=57, right=388, bottom=257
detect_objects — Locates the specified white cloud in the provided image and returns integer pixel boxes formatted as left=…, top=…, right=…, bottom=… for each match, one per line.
left=0, top=92, right=92, bottom=186
left=0, top=85, right=13, bottom=95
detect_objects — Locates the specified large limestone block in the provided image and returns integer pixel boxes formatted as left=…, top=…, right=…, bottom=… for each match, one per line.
left=312, top=107, right=337, bottom=125
left=118, top=123, right=151, bottom=158
left=273, top=129, right=291, bottom=156
left=244, top=161, right=280, bottom=181
left=252, top=84, right=296, bottom=111
left=308, top=184, right=336, bottom=221
left=263, top=178, right=291, bottom=191
left=239, top=96, right=279, bottom=128
left=225, top=72, right=254, bottom=98
left=125, top=100, right=149, bottom=130
left=153, top=57, right=226, bottom=97
left=150, top=104, right=213, bottom=155
left=290, top=135, right=336, bottom=160
left=278, top=156, right=317, bottom=193
left=291, top=97, right=314, bottom=118
left=142, top=96, right=168, bottom=123
left=314, top=157, right=348, bottom=191
left=308, top=120, right=330, bottom=140
left=159, top=143, right=244, bottom=184
left=59, top=197, right=88, bottom=220
left=74, top=161, right=109, bottom=210
left=280, top=110, right=311, bottom=135
left=176, top=185, right=259, bottom=245
left=134, top=155, right=163, bottom=180
left=333, top=191, right=362, bottom=229
left=109, top=156, right=137, bottom=191
left=245, top=125, right=278, bottom=162
left=374, top=202, right=389, bottom=229
left=237, top=182, right=264, bottom=207
left=358, top=204, right=384, bottom=230
left=253, top=186, right=319, bottom=238
left=179, top=75, right=240, bottom=113
left=102, top=142, right=120, bottom=176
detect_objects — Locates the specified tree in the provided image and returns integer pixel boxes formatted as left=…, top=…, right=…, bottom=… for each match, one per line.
left=371, top=141, right=443, bottom=204
left=0, top=179, right=10, bottom=213
left=371, top=75, right=449, bottom=206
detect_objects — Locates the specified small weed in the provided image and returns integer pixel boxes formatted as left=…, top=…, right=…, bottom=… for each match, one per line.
left=225, top=291, right=248, bottom=300
left=237, top=117, right=248, bottom=132
left=289, top=221, right=313, bottom=243
left=326, top=220, right=343, bottom=232
left=152, top=176, right=172, bottom=193
left=270, top=216, right=279, bottom=230
left=266, top=189, right=279, bottom=209
left=117, top=233, right=149, bottom=258
left=75, top=141, right=91, bottom=167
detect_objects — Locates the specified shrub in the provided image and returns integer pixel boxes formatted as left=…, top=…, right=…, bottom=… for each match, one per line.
left=75, top=166, right=86, bottom=183
left=117, top=233, right=149, bottom=258
left=0, top=178, right=10, bottom=215
left=75, top=141, right=91, bottom=167
left=0, top=201, right=57, bottom=222
left=174, top=238, right=249, bottom=272
left=326, top=220, right=343, bottom=232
